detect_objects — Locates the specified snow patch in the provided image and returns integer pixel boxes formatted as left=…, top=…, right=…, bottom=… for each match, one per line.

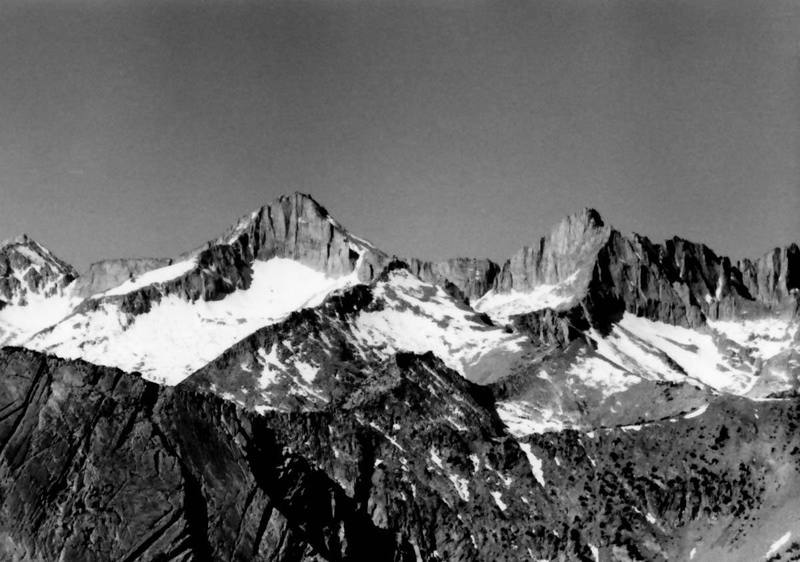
left=473, top=271, right=580, bottom=325
left=490, top=491, right=508, bottom=511
left=684, top=404, right=709, bottom=419
left=496, top=400, right=566, bottom=437
left=257, top=344, right=284, bottom=388
left=447, top=472, right=470, bottom=501
left=709, top=317, right=795, bottom=361
left=518, top=441, right=546, bottom=487
left=765, top=531, right=791, bottom=558
left=567, top=351, right=640, bottom=394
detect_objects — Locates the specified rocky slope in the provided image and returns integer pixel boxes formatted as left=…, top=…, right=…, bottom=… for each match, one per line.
left=474, top=210, right=797, bottom=330
left=0, top=235, right=80, bottom=347
left=0, top=193, right=799, bottom=561
left=738, top=243, right=800, bottom=311
left=406, top=257, right=500, bottom=304
left=0, top=347, right=417, bottom=561
left=1, top=194, right=796, bottom=428
left=3, top=347, right=800, bottom=561
left=0, top=234, right=77, bottom=306
left=18, top=194, right=389, bottom=383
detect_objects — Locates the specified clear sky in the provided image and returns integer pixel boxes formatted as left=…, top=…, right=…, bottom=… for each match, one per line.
left=0, top=0, right=797, bottom=270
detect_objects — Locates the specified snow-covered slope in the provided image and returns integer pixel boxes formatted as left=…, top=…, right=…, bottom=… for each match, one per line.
left=493, top=311, right=799, bottom=437
left=27, top=258, right=364, bottom=384
left=474, top=271, right=581, bottom=325
left=184, top=266, right=538, bottom=414
left=0, top=235, right=79, bottom=345
left=593, top=313, right=759, bottom=394
left=3, top=197, right=798, bottom=443
left=351, top=269, right=532, bottom=383
left=94, top=258, right=198, bottom=298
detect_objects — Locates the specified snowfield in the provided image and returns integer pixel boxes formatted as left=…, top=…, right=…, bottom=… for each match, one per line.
left=27, top=258, right=363, bottom=384
left=593, top=313, right=758, bottom=394
left=708, top=317, right=797, bottom=361
left=0, top=293, right=79, bottom=347
left=351, top=269, right=531, bottom=384
left=473, top=271, right=580, bottom=325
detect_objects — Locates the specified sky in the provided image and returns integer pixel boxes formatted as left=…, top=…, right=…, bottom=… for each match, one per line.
left=0, top=0, right=797, bottom=270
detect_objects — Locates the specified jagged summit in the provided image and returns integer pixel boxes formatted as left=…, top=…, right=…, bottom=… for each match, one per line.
left=2, top=195, right=800, bottom=561
left=0, top=234, right=77, bottom=306
left=582, top=207, right=605, bottom=227
left=211, top=191, right=386, bottom=282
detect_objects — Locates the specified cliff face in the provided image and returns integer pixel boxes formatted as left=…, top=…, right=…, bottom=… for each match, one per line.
left=738, top=243, right=800, bottom=310
left=494, top=208, right=611, bottom=295
left=584, top=234, right=799, bottom=328
left=100, top=245, right=254, bottom=315
left=406, top=257, right=500, bottom=304
left=494, top=223, right=798, bottom=334
left=214, top=192, right=387, bottom=283
left=70, top=258, right=173, bottom=299
left=80, top=193, right=389, bottom=314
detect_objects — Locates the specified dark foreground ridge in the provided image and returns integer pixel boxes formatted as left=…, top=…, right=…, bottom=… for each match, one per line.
left=3, top=347, right=800, bottom=561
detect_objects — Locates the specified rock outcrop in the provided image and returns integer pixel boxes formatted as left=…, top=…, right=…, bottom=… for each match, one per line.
left=475, top=208, right=797, bottom=329
left=494, top=208, right=611, bottom=295
left=0, top=348, right=417, bottom=561
left=71, top=257, right=173, bottom=298
left=406, top=257, right=500, bottom=304
left=78, top=193, right=389, bottom=315
left=0, top=347, right=577, bottom=561
left=738, top=243, right=799, bottom=310
left=0, top=235, right=77, bottom=306
left=211, top=192, right=387, bottom=283
left=3, top=347, right=800, bottom=561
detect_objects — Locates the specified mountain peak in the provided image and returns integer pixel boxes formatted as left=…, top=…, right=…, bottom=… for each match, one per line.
left=1, top=233, right=33, bottom=249
left=211, top=192, right=386, bottom=282
left=581, top=207, right=604, bottom=227
left=0, top=234, right=77, bottom=306
left=555, top=207, right=606, bottom=234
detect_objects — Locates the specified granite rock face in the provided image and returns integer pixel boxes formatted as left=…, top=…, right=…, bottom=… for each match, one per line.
left=406, top=257, right=500, bottom=304
left=478, top=208, right=797, bottom=329
left=738, top=243, right=800, bottom=310
left=0, top=235, right=77, bottom=306
left=79, top=193, right=389, bottom=315
left=494, top=208, right=611, bottom=295
left=71, top=257, right=173, bottom=298
left=584, top=233, right=799, bottom=327
left=212, top=192, right=387, bottom=283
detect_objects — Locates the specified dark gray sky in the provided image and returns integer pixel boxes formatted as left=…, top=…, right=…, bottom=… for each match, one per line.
left=1, top=0, right=797, bottom=270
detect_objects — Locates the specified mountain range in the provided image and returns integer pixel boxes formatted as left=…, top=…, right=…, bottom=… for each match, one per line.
left=0, top=192, right=798, bottom=561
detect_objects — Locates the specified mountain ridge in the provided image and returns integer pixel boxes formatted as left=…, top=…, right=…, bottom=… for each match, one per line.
left=1, top=193, right=800, bottom=560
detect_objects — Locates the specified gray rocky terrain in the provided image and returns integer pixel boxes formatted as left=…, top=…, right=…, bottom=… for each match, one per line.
left=0, top=193, right=798, bottom=561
